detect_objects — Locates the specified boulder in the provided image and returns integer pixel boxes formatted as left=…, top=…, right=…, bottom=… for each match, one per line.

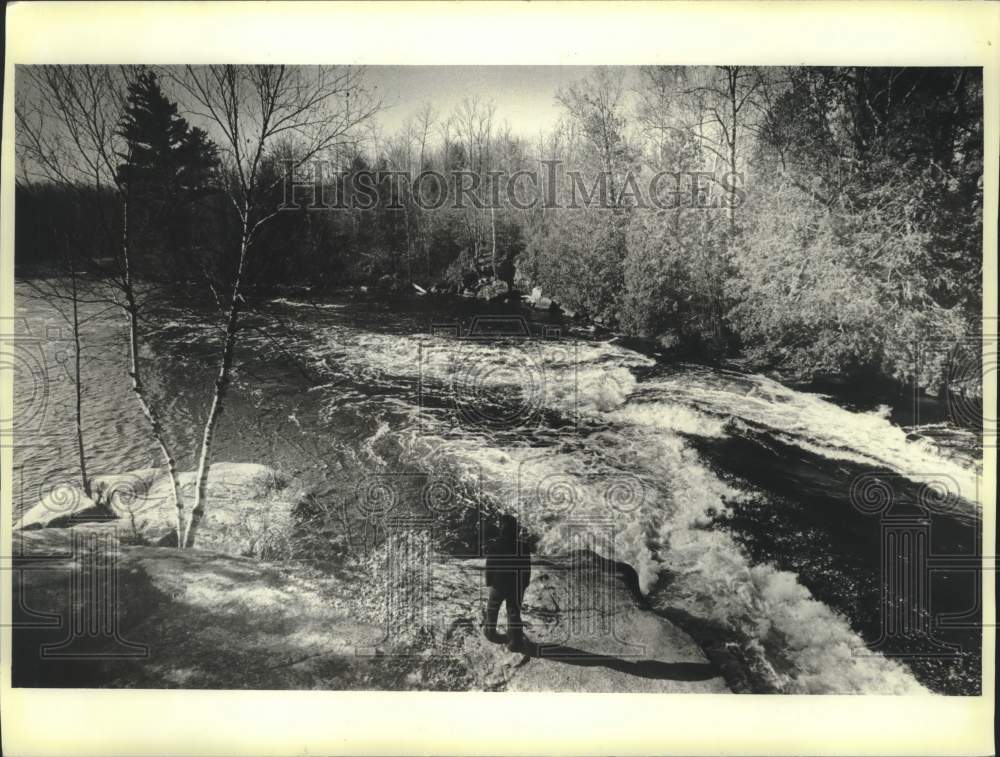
left=14, top=487, right=106, bottom=530
left=357, top=540, right=731, bottom=694
left=12, top=527, right=734, bottom=692
left=431, top=280, right=459, bottom=295
left=476, top=279, right=510, bottom=302
left=374, top=274, right=405, bottom=294
left=15, top=463, right=301, bottom=557
left=500, top=551, right=728, bottom=693
left=461, top=270, right=480, bottom=290
left=657, top=331, right=681, bottom=351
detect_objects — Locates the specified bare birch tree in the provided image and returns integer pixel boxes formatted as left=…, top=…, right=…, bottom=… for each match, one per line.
left=413, top=103, right=437, bottom=276
left=170, top=65, right=379, bottom=548
left=15, top=225, right=105, bottom=497
left=638, top=66, right=772, bottom=229
left=16, top=65, right=184, bottom=529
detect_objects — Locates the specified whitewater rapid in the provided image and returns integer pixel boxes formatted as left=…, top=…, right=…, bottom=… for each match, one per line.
left=14, top=284, right=982, bottom=694
left=299, top=319, right=983, bottom=694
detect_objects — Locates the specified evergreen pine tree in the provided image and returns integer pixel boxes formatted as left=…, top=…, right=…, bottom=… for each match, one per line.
left=117, top=69, right=219, bottom=201
left=116, top=69, right=220, bottom=275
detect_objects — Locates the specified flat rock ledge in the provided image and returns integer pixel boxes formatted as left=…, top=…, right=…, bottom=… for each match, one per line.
left=12, top=470, right=732, bottom=692
left=14, top=463, right=301, bottom=557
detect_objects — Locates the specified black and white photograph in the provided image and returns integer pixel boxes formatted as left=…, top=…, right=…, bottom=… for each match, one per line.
left=1, top=2, right=996, bottom=756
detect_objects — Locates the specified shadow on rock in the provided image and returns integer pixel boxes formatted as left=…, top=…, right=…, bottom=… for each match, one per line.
left=529, top=643, right=719, bottom=681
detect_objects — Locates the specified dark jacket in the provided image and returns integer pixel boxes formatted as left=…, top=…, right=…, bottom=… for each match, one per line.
left=485, top=515, right=531, bottom=589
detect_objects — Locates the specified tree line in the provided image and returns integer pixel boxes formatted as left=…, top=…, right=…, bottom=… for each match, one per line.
left=16, top=65, right=378, bottom=546
left=15, top=65, right=983, bottom=541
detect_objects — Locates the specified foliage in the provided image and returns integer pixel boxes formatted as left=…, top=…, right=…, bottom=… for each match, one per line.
left=728, top=67, right=982, bottom=388
left=15, top=66, right=984, bottom=392
left=524, top=208, right=627, bottom=323
left=115, top=70, right=222, bottom=280
left=117, top=70, right=219, bottom=200
left=623, top=207, right=728, bottom=350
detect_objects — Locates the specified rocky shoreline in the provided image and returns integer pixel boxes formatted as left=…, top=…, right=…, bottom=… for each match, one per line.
left=13, top=464, right=738, bottom=692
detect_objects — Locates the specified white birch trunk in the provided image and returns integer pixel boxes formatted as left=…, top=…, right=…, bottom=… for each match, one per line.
left=120, top=196, right=184, bottom=542
left=69, top=260, right=91, bottom=498
left=183, top=218, right=250, bottom=548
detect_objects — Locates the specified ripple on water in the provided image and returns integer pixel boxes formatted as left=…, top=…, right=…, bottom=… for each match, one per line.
left=15, top=287, right=982, bottom=694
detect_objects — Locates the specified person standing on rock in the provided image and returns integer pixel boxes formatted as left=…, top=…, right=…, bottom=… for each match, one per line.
left=482, top=512, right=532, bottom=653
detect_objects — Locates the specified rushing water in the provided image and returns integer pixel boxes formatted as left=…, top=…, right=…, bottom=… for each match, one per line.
left=12, top=281, right=983, bottom=694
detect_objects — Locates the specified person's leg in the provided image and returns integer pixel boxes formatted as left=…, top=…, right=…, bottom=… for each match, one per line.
left=505, top=584, right=525, bottom=651
left=483, top=585, right=503, bottom=642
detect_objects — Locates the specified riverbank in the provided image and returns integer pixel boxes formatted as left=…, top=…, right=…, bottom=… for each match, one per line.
left=14, top=267, right=981, bottom=416
left=12, top=463, right=733, bottom=692
left=13, top=283, right=980, bottom=693
left=260, top=276, right=984, bottom=423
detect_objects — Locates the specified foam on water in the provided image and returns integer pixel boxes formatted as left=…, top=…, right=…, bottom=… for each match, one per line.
left=306, top=325, right=649, bottom=419
left=610, top=401, right=728, bottom=438
left=618, top=423, right=928, bottom=694
left=18, top=282, right=974, bottom=693
left=640, top=368, right=982, bottom=507
left=304, top=322, right=970, bottom=693
left=387, top=390, right=928, bottom=693
left=270, top=297, right=346, bottom=310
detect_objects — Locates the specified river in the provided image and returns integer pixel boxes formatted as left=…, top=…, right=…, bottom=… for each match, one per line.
left=12, top=280, right=983, bottom=694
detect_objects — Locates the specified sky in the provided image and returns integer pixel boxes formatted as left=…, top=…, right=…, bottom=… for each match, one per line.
left=14, top=65, right=633, bottom=178
left=363, top=66, right=603, bottom=140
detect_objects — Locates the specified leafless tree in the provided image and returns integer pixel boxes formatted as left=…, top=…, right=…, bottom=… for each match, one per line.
left=413, top=103, right=437, bottom=276
left=638, top=66, right=773, bottom=230
left=15, top=225, right=112, bottom=497
left=16, top=65, right=184, bottom=527
left=452, top=97, right=496, bottom=274
left=169, top=65, right=380, bottom=548
left=557, top=68, right=633, bottom=204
